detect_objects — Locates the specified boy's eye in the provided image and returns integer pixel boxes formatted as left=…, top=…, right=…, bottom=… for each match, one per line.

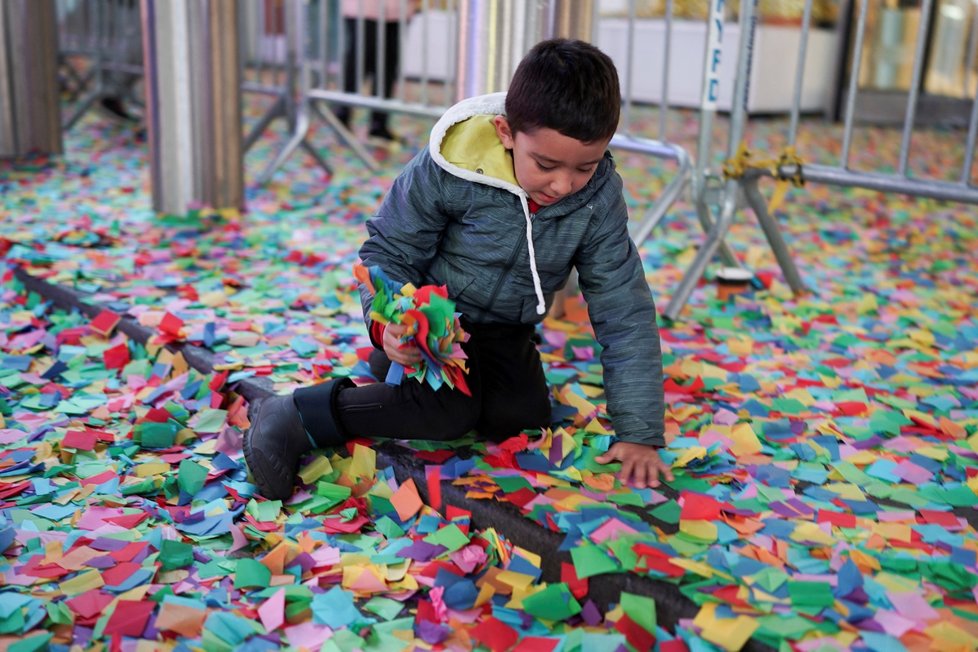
left=536, top=162, right=555, bottom=171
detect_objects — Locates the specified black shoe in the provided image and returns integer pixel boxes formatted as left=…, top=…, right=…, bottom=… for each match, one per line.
left=334, top=107, right=351, bottom=129
left=243, top=394, right=312, bottom=500
left=367, top=124, right=401, bottom=144
left=98, top=97, right=138, bottom=123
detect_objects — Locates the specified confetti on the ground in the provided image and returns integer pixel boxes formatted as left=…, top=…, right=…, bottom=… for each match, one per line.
left=1, top=91, right=977, bottom=650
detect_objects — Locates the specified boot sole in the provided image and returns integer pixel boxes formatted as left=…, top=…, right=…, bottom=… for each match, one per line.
left=242, top=398, right=292, bottom=501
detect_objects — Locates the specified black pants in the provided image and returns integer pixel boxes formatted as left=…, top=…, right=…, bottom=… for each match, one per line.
left=338, top=18, right=400, bottom=130
left=294, top=322, right=552, bottom=443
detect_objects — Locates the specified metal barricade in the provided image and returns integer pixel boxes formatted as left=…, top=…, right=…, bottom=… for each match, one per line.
left=56, top=0, right=144, bottom=131
left=239, top=0, right=341, bottom=178
left=662, top=0, right=978, bottom=319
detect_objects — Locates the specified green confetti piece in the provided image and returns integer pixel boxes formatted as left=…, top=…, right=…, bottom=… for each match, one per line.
left=234, top=558, right=271, bottom=589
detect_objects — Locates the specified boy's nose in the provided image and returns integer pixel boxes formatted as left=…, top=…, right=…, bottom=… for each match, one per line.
left=550, top=174, right=573, bottom=197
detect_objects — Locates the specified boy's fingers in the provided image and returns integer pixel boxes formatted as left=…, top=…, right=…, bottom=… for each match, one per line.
left=657, top=459, right=674, bottom=481
left=631, top=463, right=648, bottom=489
left=618, top=458, right=635, bottom=485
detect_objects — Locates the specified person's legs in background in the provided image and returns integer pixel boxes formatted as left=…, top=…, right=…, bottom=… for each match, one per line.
left=99, top=0, right=142, bottom=124
left=367, top=19, right=401, bottom=141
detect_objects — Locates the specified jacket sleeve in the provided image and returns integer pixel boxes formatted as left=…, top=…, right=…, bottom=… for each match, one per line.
left=358, top=149, right=451, bottom=338
left=574, top=174, right=666, bottom=447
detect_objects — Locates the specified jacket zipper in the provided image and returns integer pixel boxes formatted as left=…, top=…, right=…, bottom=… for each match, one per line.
left=485, top=210, right=534, bottom=315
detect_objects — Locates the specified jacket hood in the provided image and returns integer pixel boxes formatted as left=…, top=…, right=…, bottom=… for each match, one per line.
left=428, top=92, right=523, bottom=195
left=428, top=92, right=548, bottom=314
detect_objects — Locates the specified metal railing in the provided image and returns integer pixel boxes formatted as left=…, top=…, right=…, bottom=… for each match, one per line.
left=56, top=0, right=143, bottom=130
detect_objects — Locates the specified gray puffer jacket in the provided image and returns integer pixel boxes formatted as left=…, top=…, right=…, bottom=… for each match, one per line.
left=359, top=93, right=665, bottom=447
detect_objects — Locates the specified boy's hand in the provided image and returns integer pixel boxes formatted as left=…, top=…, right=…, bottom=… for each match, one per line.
left=382, top=323, right=422, bottom=367
left=595, top=442, right=674, bottom=489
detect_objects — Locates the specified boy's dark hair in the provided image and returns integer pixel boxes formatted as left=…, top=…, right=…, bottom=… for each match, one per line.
left=505, top=38, right=620, bottom=143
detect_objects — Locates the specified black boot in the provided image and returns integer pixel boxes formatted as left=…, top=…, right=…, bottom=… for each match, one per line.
left=244, top=378, right=354, bottom=500
left=243, top=394, right=311, bottom=500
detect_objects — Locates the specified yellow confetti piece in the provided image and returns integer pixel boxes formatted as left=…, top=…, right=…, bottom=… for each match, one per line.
left=667, top=405, right=701, bottom=422
left=670, top=446, right=707, bottom=468
left=134, top=462, right=171, bottom=477
left=298, top=456, right=333, bottom=485
left=583, top=418, right=611, bottom=435
left=474, top=582, right=496, bottom=607
left=875, top=572, right=921, bottom=593
left=199, top=291, right=228, bottom=307
left=824, top=482, right=866, bottom=501
left=729, top=423, right=762, bottom=458
left=670, top=558, right=728, bottom=580
left=693, top=603, right=759, bottom=652
left=783, top=388, right=815, bottom=406
left=559, top=387, right=597, bottom=419
left=856, top=293, right=878, bottom=314
left=384, top=561, right=410, bottom=583
left=577, top=384, right=604, bottom=398
left=903, top=408, right=940, bottom=429
left=914, top=445, right=948, bottom=462
left=34, top=441, right=54, bottom=463
left=872, top=523, right=912, bottom=543
left=680, top=519, right=718, bottom=543
left=844, top=450, right=878, bottom=466
left=496, top=570, right=535, bottom=591
left=348, top=444, right=376, bottom=482
left=925, top=620, right=978, bottom=649
left=212, top=361, right=245, bottom=371
left=724, top=336, right=752, bottom=358
left=791, top=522, right=836, bottom=546
left=60, top=569, right=105, bottom=596
left=967, top=475, right=978, bottom=496
left=907, top=328, right=935, bottom=346
left=194, top=439, right=218, bottom=455
left=514, top=547, right=542, bottom=568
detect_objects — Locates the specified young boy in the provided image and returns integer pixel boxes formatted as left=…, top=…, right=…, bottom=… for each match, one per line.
left=245, top=38, right=672, bottom=501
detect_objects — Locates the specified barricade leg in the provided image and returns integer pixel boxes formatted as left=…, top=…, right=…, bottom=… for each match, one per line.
left=254, top=0, right=377, bottom=186
left=628, top=146, right=692, bottom=246
left=664, top=179, right=740, bottom=320
left=741, top=175, right=806, bottom=294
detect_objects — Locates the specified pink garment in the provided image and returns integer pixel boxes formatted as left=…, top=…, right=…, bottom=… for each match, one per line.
left=341, top=0, right=419, bottom=20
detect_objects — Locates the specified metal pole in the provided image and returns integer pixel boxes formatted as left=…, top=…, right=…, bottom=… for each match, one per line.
left=665, top=0, right=757, bottom=320
left=142, top=0, right=243, bottom=215
left=0, top=0, right=62, bottom=159
left=841, top=0, right=869, bottom=169
left=898, top=0, right=933, bottom=177
left=787, top=0, right=814, bottom=146
left=455, top=0, right=593, bottom=101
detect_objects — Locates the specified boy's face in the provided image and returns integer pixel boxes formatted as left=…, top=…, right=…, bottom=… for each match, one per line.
left=493, top=116, right=609, bottom=208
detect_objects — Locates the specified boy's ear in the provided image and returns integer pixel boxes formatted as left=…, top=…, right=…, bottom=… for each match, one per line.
left=492, top=115, right=515, bottom=149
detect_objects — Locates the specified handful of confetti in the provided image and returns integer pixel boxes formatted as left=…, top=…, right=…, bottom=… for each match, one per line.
left=354, top=263, right=471, bottom=395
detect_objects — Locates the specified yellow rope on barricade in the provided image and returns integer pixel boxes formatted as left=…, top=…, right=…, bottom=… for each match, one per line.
left=721, top=142, right=805, bottom=214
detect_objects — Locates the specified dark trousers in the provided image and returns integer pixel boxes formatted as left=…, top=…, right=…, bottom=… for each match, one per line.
left=337, top=18, right=400, bottom=130
left=294, top=322, right=552, bottom=443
